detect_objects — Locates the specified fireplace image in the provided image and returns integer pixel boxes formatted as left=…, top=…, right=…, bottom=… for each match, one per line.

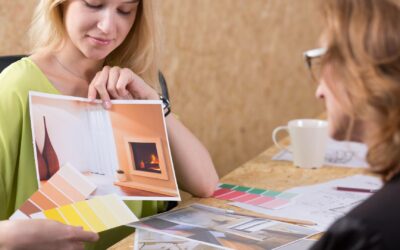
left=113, top=136, right=178, bottom=197
left=125, top=137, right=169, bottom=180
left=30, top=92, right=180, bottom=200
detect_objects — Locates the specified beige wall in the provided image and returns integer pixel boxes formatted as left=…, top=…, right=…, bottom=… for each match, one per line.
left=0, top=0, right=323, bottom=177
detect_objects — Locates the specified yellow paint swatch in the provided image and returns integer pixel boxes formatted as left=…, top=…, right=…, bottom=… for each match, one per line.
left=100, top=195, right=138, bottom=225
left=57, top=206, right=92, bottom=231
left=43, top=208, right=66, bottom=224
left=32, top=194, right=138, bottom=233
left=87, top=197, right=120, bottom=229
left=73, top=201, right=106, bottom=232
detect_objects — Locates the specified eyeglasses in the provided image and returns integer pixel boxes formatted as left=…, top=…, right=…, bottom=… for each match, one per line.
left=303, top=48, right=327, bottom=82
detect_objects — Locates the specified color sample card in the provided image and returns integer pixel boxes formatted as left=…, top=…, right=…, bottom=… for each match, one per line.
left=212, top=183, right=298, bottom=210
left=10, top=164, right=96, bottom=219
left=30, top=194, right=138, bottom=232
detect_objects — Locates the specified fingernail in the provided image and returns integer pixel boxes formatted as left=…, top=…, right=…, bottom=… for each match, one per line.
left=103, top=101, right=111, bottom=109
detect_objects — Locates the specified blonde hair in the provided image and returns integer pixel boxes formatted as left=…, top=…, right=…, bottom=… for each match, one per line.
left=321, top=0, right=400, bottom=181
left=29, top=0, right=162, bottom=86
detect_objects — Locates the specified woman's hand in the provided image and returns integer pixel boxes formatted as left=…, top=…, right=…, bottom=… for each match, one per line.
left=0, top=219, right=99, bottom=250
left=88, top=66, right=159, bottom=109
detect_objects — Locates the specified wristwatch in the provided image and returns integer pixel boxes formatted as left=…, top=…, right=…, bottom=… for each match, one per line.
left=159, top=95, right=171, bottom=117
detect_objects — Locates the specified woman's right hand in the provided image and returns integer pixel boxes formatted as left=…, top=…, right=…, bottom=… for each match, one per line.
left=0, top=219, right=99, bottom=250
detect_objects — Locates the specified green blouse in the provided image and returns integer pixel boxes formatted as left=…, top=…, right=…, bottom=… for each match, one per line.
left=0, top=58, right=164, bottom=248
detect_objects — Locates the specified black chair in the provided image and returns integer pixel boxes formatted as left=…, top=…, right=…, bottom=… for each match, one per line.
left=0, top=55, right=170, bottom=102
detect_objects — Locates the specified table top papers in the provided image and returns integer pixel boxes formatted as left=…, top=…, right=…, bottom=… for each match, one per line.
left=130, top=203, right=319, bottom=250
left=231, top=175, right=382, bottom=231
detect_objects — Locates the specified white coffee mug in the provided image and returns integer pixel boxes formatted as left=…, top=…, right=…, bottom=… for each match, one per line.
left=272, top=119, right=328, bottom=168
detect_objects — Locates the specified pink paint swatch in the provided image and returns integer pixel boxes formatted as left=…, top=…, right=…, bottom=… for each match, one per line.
left=232, top=193, right=260, bottom=202
left=216, top=191, right=247, bottom=200
left=213, top=188, right=234, bottom=197
left=247, top=196, right=275, bottom=205
left=259, top=199, right=289, bottom=209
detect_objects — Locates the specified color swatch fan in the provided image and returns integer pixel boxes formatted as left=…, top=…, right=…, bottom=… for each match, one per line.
left=31, top=194, right=138, bottom=233
left=212, top=183, right=298, bottom=210
left=10, top=163, right=96, bottom=219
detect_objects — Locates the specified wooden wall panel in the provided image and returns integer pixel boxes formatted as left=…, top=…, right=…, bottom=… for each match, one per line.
left=0, top=0, right=33, bottom=54
left=159, top=0, right=324, bottom=176
left=0, top=0, right=323, bottom=177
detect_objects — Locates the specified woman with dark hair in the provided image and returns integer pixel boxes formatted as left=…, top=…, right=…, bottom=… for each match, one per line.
left=307, top=0, right=400, bottom=249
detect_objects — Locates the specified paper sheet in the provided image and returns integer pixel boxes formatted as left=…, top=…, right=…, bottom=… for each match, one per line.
left=272, top=138, right=368, bottom=168
left=134, top=229, right=224, bottom=249
left=130, top=203, right=320, bottom=250
left=274, top=239, right=317, bottom=250
left=231, top=175, right=382, bottom=231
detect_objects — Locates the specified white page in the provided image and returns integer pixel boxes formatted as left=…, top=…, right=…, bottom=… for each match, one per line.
left=231, top=175, right=382, bottom=231
left=274, top=239, right=317, bottom=250
left=272, top=138, right=368, bottom=168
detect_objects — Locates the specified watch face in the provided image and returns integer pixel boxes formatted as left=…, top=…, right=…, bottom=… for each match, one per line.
left=160, top=96, right=170, bottom=109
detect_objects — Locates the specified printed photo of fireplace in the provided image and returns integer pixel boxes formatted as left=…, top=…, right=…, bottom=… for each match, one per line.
left=125, top=137, right=169, bottom=180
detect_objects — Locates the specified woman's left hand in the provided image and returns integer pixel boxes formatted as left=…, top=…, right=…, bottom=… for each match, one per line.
left=88, top=66, right=159, bottom=108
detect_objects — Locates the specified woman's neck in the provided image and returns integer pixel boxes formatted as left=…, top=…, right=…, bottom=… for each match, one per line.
left=53, top=43, right=104, bottom=83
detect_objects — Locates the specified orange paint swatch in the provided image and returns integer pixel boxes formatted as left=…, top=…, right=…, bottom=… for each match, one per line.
left=10, top=164, right=96, bottom=220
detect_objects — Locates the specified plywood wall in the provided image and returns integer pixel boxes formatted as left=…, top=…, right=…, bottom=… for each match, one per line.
left=0, top=0, right=323, bottom=177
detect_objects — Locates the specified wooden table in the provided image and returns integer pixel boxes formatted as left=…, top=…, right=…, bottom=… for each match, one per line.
left=109, top=139, right=369, bottom=249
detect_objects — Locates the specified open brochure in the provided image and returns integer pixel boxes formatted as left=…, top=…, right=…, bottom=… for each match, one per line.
left=135, top=229, right=223, bottom=249
left=135, top=229, right=317, bottom=250
left=130, top=204, right=319, bottom=250
left=29, top=91, right=180, bottom=201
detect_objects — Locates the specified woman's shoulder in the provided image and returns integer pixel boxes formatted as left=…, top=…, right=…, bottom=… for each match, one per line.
left=0, top=57, right=56, bottom=103
left=311, top=216, right=383, bottom=250
left=348, top=174, right=400, bottom=220
left=0, top=57, right=38, bottom=92
left=1, top=57, right=40, bottom=78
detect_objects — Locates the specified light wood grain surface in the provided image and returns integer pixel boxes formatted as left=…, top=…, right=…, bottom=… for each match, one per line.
left=108, top=139, right=370, bottom=249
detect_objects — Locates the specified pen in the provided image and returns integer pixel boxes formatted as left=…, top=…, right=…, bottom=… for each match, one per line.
left=225, top=209, right=317, bottom=226
left=192, top=204, right=317, bottom=226
left=336, top=186, right=378, bottom=193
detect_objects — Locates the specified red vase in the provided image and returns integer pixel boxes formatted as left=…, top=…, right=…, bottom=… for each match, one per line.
left=42, top=116, right=60, bottom=180
left=36, top=142, right=48, bottom=181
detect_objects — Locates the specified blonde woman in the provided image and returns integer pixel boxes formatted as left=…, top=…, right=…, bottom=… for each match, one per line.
left=306, top=0, right=400, bottom=249
left=0, top=0, right=218, bottom=248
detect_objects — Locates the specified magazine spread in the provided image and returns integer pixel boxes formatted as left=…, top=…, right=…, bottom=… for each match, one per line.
left=135, top=229, right=224, bottom=250
left=29, top=91, right=180, bottom=201
left=130, top=204, right=319, bottom=250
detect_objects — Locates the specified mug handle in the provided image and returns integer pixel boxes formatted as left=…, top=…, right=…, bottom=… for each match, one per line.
left=272, top=126, right=291, bottom=152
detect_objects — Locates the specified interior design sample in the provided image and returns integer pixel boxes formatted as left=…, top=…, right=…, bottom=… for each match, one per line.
left=30, top=194, right=138, bottom=233
left=135, top=228, right=224, bottom=250
left=212, top=183, right=298, bottom=210
left=29, top=92, right=180, bottom=201
left=10, top=164, right=96, bottom=219
left=130, top=204, right=319, bottom=250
